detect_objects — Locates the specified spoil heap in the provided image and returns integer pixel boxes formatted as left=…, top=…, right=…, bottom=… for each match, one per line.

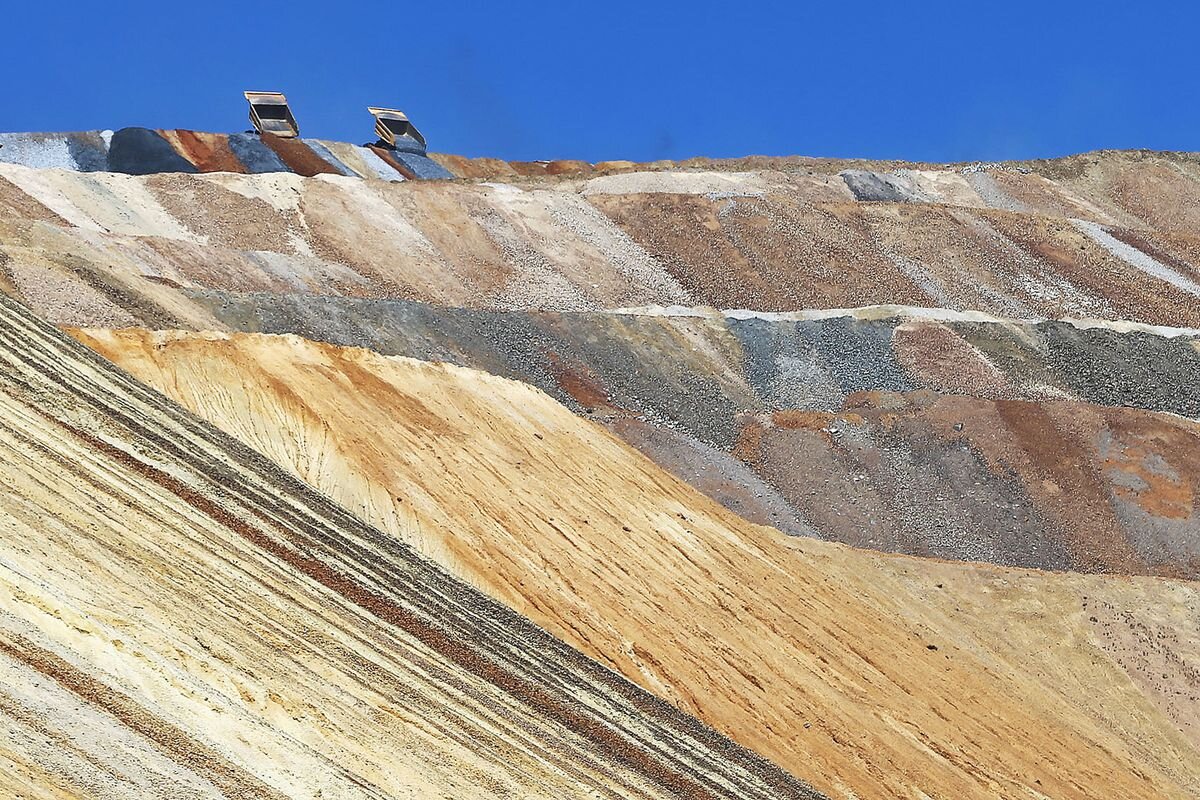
left=1, top=134, right=1199, bottom=799
left=2, top=146, right=1198, bottom=576
left=71, top=327, right=1200, bottom=800
left=0, top=292, right=814, bottom=800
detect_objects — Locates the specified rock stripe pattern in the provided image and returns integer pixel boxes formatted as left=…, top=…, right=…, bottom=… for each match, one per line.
left=0, top=290, right=822, bottom=799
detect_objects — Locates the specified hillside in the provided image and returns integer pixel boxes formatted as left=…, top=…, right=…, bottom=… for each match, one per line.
left=0, top=293, right=812, bottom=800
left=73, top=327, right=1200, bottom=800
left=2, top=148, right=1198, bottom=575
left=169, top=298, right=1200, bottom=578
left=1, top=134, right=1198, bottom=799
left=3, top=149, right=1200, bottom=323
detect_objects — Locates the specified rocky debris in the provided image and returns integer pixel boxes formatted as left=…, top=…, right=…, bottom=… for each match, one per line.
left=168, top=292, right=1200, bottom=578
left=0, top=151, right=1198, bottom=324
left=107, top=127, right=200, bottom=175
left=68, top=325, right=1200, bottom=800
left=0, top=128, right=427, bottom=181
left=1, top=138, right=1198, bottom=800
left=0, top=292, right=822, bottom=800
left=839, top=169, right=928, bottom=203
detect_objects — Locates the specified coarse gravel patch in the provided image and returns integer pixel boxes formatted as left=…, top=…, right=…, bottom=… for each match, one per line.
left=0, top=132, right=79, bottom=170
left=227, top=133, right=289, bottom=174
left=809, top=316, right=917, bottom=394
left=301, top=140, right=357, bottom=177
left=840, top=170, right=927, bottom=203
left=1072, top=218, right=1200, bottom=298
left=965, top=170, right=1031, bottom=213
left=1040, top=322, right=1200, bottom=418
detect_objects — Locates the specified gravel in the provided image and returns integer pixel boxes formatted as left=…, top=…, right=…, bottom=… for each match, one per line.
left=300, top=140, right=357, bottom=177
left=107, top=128, right=198, bottom=175
left=840, top=169, right=925, bottom=203
left=0, top=132, right=79, bottom=169
left=1040, top=322, right=1200, bottom=417
left=227, top=133, right=290, bottom=174
left=390, top=151, right=454, bottom=180
left=964, top=170, right=1031, bottom=212
left=65, top=132, right=111, bottom=171
left=1072, top=218, right=1200, bottom=298
left=810, top=316, right=916, bottom=394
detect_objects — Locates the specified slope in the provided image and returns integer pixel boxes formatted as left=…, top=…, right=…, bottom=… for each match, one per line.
left=74, top=326, right=1200, bottom=800
left=173, top=296, right=1200, bottom=579
left=0, top=128, right=450, bottom=180
left=0, top=292, right=816, bottom=800
left=3, top=149, right=1200, bottom=325
left=4, top=151, right=1200, bottom=576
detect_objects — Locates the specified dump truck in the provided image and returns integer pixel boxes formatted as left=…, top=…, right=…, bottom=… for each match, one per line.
left=368, top=107, right=427, bottom=151
left=244, top=91, right=299, bottom=138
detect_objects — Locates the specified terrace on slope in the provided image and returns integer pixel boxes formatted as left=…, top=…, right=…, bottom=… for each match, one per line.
left=2, top=151, right=1200, bottom=577
left=1, top=149, right=1200, bottom=324
left=74, top=326, right=1200, bottom=800
left=182, top=297, right=1200, bottom=579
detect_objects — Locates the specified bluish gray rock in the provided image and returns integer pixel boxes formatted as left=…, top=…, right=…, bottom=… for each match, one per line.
left=107, top=128, right=198, bottom=175
left=227, top=133, right=289, bottom=173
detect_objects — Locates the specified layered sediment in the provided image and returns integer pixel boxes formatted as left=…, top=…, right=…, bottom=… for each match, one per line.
left=71, top=327, right=1200, bottom=800
left=0, top=293, right=816, bottom=800
left=3, top=149, right=1199, bottom=576
left=1, top=136, right=1198, bottom=799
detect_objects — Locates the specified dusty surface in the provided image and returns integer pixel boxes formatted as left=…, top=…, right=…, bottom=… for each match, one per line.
left=149, top=296, right=1200, bottom=578
left=1, top=150, right=1200, bottom=324
left=0, top=295, right=815, bottom=800
left=2, top=149, right=1198, bottom=579
left=3, top=142, right=1199, bottom=798
left=72, top=327, right=1200, bottom=800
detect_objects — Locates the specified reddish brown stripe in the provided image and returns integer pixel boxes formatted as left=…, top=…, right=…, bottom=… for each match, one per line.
left=367, top=145, right=417, bottom=180
left=259, top=134, right=341, bottom=177
left=0, top=631, right=289, bottom=800
left=168, top=130, right=249, bottom=174
left=58, top=421, right=733, bottom=800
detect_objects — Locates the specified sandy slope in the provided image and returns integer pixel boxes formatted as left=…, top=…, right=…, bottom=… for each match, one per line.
left=171, top=295, right=1200, bottom=578
left=3, top=150, right=1200, bottom=326
left=0, top=293, right=813, bottom=800
left=4, top=150, right=1199, bottom=579
left=75, top=327, right=1200, bottom=800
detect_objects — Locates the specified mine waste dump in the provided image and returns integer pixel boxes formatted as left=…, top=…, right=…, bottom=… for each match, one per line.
left=0, top=132, right=1198, bottom=799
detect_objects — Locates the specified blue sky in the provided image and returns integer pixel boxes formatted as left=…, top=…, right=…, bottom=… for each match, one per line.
left=1, top=0, right=1194, bottom=162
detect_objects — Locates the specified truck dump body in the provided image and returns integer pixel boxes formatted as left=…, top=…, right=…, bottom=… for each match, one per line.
left=244, top=91, right=300, bottom=138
